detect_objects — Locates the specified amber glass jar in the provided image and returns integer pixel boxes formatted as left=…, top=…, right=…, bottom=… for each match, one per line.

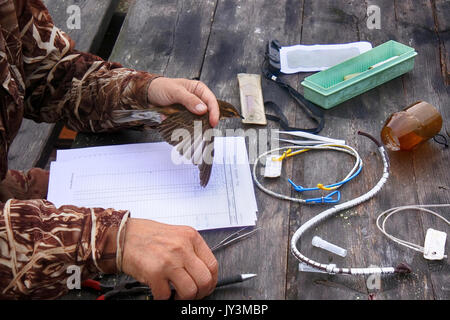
left=381, top=101, right=443, bottom=151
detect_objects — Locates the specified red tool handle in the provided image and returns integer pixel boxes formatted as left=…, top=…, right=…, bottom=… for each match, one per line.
left=96, top=294, right=106, bottom=300
left=82, top=279, right=102, bottom=291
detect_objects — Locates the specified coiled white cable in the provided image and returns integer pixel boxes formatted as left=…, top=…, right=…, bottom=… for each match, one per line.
left=289, top=132, right=411, bottom=275
left=252, top=144, right=362, bottom=203
left=376, top=204, right=450, bottom=254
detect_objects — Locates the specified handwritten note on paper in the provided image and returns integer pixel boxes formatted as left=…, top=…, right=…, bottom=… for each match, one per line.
left=48, top=137, right=258, bottom=231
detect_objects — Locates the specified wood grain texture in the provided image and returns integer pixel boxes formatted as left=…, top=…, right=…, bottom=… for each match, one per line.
left=7, top=0, right=119, bottom=171
left=44, top=0, right=120, bottom=53
left=394, top=0, right=450, bottom=300
left=70, top=0, right=449, bottom=300
left=198, top=0, right=304, bottom=299
left=433, top=0, right=450, bottom=86
left=286, top=0, right=450, bottom=300
left=109, top=0, right=217, bottom=78
left=355, top=0, right=435, bottom=300
left=286, top=0, right=373, bottom=300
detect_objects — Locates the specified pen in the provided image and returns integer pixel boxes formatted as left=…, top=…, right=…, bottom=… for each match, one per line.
left=166, top=273, right=257, bottom=299
left=216, top=273, right=257, bottom=288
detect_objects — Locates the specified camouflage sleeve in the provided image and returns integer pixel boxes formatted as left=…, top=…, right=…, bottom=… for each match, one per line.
left=0, top=168, right=130, bottom=300
left=0, top=198, right=130, bottom=299
left=0, top=1, right=136, bottom=299
left=0, top=168, right=49, bottom=201
left=20, top=0, right=160, bottom=132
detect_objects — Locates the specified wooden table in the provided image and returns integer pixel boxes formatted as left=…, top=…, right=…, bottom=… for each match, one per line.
left=68, top=0, right=449, bottom=300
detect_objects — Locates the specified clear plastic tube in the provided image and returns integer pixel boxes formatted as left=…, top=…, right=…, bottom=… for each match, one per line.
left=312, top=236, right=347, bottom=257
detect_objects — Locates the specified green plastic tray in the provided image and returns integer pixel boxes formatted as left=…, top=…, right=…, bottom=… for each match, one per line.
left=301, top=40, right=418, bottom=109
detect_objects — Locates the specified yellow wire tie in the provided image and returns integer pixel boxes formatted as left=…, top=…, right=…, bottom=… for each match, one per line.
left=317, top=183, right=337, bottom=191
left=272, top=149, right=292, bottom=161
left=285, top=149, right=309, bottom=158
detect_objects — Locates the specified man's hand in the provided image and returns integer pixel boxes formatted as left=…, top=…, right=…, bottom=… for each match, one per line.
left=147, top=77, right=220, bottom=127
left=121, top=218, right=218, bottom=300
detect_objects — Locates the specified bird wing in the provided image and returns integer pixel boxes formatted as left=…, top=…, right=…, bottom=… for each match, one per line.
left=156, top=108, right=214, bottom=187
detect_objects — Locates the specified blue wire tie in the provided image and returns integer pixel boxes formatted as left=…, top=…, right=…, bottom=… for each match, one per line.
left=288, top=179, right=303, bottom=191
left=288, top=164, right=363, bottom=194
left=305, top=190, right=341, bottom=204
left=288, top=179, right=316, bottom=192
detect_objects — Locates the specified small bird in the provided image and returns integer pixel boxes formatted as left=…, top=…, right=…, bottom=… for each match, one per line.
left=112, top=100, right=242, bottom=187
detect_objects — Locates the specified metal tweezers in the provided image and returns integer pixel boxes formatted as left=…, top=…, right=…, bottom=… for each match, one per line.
left=210, top=226, right=261, bottom=252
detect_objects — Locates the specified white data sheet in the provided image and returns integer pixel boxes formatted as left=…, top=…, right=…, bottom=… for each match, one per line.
left=48, top=137, right=258, bottom=231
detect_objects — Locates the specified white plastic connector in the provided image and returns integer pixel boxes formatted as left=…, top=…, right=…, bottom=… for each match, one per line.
left=264, top=155, right=282, bottom=178
left=423, top=228, right=447, bottom=260
left=312, top=236, right=347, bottom=257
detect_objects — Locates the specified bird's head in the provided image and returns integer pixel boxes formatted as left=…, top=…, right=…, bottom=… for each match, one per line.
left=218, top=100, right=244, bottom=120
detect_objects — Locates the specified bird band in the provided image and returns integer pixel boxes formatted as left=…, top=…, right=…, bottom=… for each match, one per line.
left=237, top=73, right=267, bottom=125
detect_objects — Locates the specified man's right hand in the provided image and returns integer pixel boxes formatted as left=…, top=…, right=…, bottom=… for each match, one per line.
left=121, top=218, right=218, bottom=300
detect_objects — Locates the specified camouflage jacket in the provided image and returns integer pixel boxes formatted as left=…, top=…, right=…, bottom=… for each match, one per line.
left=0, top=0, right=159, bottom=299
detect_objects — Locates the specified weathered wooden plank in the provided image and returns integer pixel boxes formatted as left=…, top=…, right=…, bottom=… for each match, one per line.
left=109, top=0, right=216, bottom=78
left=286, top=0, right=441, bottom=300
left=8, top=0, right=119, bottom=171
left=433, top=0, right=450, bottom=86
left=286, top=0, right=373, bottom=300
left=45, top=0, right=120, bottom=53
left=198, top=0, right=304, bottom=300
left=353, top=0, right=437, bottom=300
left=393, top=0, right=450, bottom=300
